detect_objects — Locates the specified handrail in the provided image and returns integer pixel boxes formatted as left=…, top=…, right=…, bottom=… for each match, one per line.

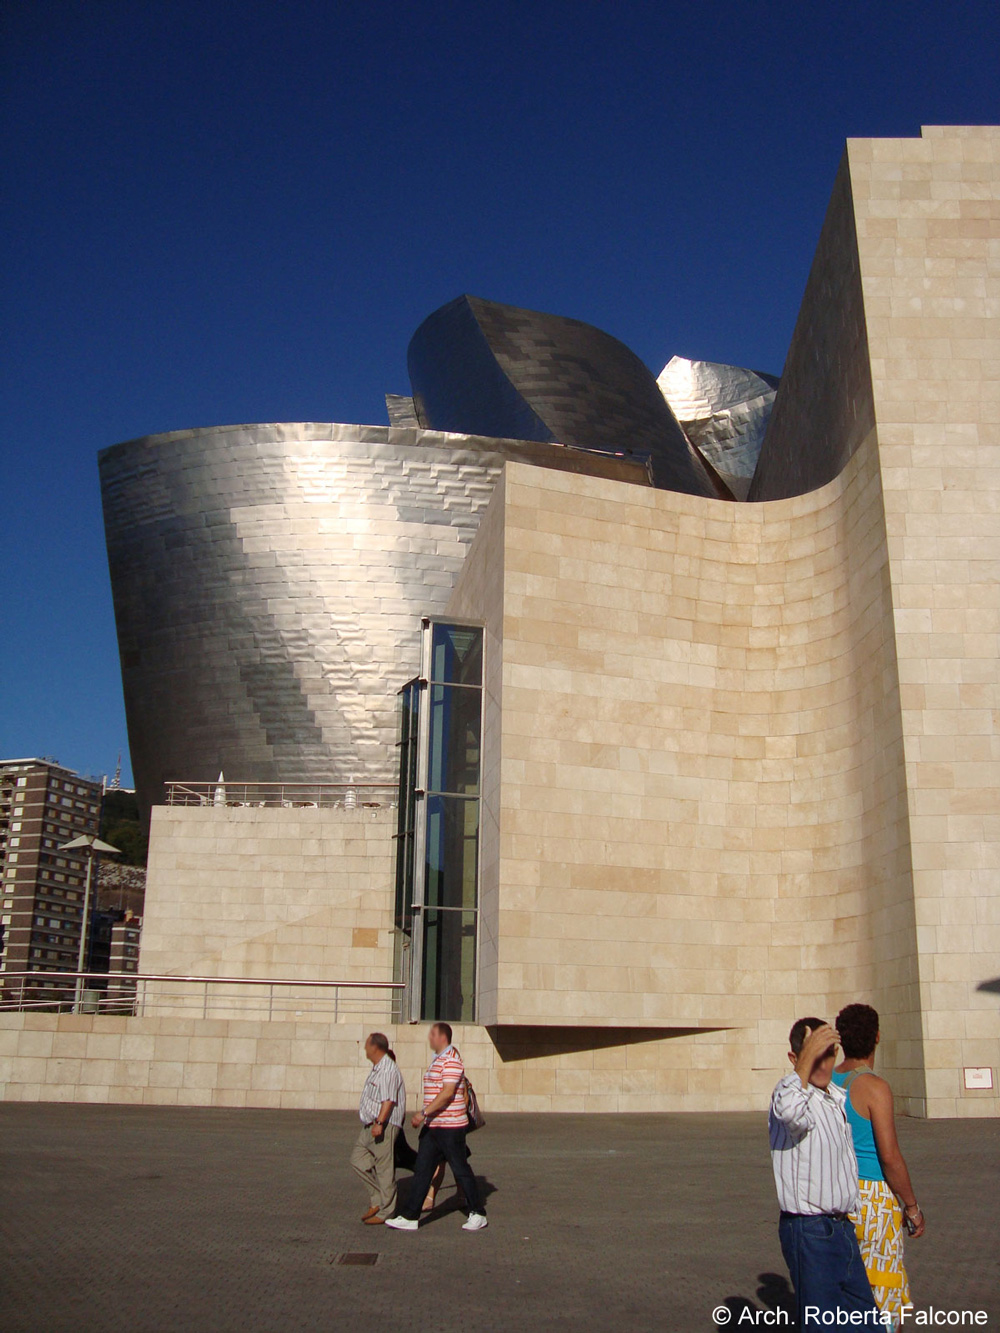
left=0, top=969, right=406, bottom=1021
left=164, top=780, right=399, bottom=809
left=168, top=782, right=399, bottom=791
left=0, top=970, right=403, bottom=990
left=168, top=782, right=208, bottom=800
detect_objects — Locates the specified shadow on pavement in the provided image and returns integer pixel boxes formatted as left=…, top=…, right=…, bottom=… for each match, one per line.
left=716, top=1271, right=796, bottom=1329
left=398, top=1174, right=497, bottom=1224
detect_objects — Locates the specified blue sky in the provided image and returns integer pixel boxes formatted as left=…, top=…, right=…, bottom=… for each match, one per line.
left=2, top=0, right=998, bottom=787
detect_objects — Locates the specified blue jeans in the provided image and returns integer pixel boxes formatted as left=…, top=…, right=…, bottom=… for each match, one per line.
left=779, top=1212, right=878, bottom=1328
left=399, top=1126, right=483, bottom=1220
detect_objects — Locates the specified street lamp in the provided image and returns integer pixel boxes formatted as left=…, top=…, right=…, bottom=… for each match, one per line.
left=60, top=834, right=121, bottom=1013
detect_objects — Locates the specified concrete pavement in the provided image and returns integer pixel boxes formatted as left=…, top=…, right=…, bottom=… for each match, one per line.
left=0, top=1105, right=996, bottom=1331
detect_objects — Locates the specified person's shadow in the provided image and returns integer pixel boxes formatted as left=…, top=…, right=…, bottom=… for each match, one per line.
left=398, top=1173, right=497, bottom=1223
left=416, top=1183, right=498, bottom=1221
left=714, top=1273, right=796, bottom=1329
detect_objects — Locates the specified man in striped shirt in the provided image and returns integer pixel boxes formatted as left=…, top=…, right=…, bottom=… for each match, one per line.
left=769, top=1017, right=878, bottom=1327
left=350, top=1032, right=406, bottom=1224
left=385, top=1022, right=488, bottom=1232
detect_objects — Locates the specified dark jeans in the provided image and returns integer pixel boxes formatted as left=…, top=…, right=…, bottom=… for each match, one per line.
left=400, top=1126, right=482, bottom=1219
left=779, top=1213, right=877, bottom=1328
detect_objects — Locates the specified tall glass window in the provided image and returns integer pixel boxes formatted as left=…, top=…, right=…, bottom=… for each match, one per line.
left=393, top=620, right=483, bottom=1024
left=420, top=910, right=478, bottom=1024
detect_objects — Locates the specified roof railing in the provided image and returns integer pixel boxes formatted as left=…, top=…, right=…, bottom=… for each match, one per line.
left=0, top=970, right=405, bottom=1022
left=163, top=780, right=398, bottom=809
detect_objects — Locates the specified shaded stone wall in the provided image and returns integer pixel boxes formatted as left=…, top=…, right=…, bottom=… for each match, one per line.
left=748, top=155, right=875, bottom=502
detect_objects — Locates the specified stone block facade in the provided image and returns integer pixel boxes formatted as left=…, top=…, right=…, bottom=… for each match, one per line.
left=0, top=1013, right=789, bottom=1114
left=139, top=805, right=396, bottom=982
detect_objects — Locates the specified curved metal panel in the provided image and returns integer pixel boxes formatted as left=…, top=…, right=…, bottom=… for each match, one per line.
left=408, top=296, right=554, bottom=445
left=100, top=423, right=651, bottom=813
left=408, top=295, right=715, bottom=498
left=657, top=357, right=779, bottom=500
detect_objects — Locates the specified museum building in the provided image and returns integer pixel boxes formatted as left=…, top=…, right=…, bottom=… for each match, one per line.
left=2, top=125, right=996, bottom=1117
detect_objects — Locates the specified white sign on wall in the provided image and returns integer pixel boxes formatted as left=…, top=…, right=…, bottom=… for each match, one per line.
left=963, top=1067, right=994, bottom=1091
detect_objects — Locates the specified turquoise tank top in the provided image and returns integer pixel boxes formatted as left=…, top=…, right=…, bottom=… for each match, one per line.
left=832, top=1068, right=885, bottom=1182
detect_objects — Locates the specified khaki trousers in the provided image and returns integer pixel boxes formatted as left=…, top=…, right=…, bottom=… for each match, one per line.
left=349, top=1123, right=399, bottom=1218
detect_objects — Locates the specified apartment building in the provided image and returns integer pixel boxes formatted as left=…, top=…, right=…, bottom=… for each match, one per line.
left=0, top=760, right=104, bottom=980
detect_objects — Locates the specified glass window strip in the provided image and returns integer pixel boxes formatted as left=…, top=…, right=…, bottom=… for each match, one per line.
left=396, top=624, right=484, bottom=1023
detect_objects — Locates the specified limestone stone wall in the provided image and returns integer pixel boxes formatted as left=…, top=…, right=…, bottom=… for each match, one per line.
left=850, top=126, right=1000, bottom=1116
left=0, top=1012, right=438, bottom=1109
left=139, top=805, right=396, bottom=983
left=0, top=1012, right=741, bottom=1113
left=459, top=446, right=924, bottom=1111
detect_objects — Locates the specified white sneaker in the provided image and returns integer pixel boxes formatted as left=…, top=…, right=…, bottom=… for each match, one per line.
left=385, top=1216, right=419, bottom=1231
left=462, top=1213, right=488, bottom=1231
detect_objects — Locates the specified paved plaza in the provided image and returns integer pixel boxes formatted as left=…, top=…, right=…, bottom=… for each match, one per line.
left=0, top=1105, right=997, bottom=1332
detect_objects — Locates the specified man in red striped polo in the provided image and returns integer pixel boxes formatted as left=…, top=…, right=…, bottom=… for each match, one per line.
left=385, top=1022, right=487, bottom=1232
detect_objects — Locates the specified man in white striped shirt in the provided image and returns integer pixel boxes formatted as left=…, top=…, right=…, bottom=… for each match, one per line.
left=350, top=1033, right=406, bottom=1225
left=769, top=1017, right=879, bottom=1327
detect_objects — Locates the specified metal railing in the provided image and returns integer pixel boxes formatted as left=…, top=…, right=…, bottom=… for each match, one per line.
left=0, top=970, right=405, bottom=1021
left=164, top=781, right=398, bottom=809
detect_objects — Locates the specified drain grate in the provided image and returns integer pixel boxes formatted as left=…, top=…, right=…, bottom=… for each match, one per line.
left=334, top=1253, right=380, bottom=1267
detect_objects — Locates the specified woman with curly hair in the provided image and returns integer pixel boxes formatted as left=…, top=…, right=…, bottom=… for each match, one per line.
left=833, top=1003, right=925, bottom=1328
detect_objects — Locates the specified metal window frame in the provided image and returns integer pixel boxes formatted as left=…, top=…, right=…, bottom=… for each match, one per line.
left=407, top=616, right=485, bottom=1024
left=390, top=680, right=419, bottom=1022
left=392, top=680, right=419, bottom=930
